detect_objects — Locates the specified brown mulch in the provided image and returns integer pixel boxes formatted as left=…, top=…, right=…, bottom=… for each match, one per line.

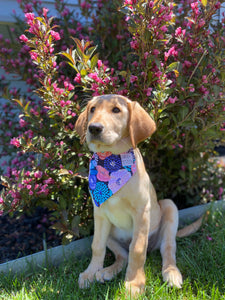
left=0, top=206, right=62, bottom=264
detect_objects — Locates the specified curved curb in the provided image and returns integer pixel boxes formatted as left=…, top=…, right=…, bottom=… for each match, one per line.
left=178, top=199, right=225, bottom=226
left=0, top=199, right=224, bottom=276
left=0, top=236, right=93, bottom=276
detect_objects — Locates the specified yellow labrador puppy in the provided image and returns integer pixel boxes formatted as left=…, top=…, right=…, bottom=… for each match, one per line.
left=75, top=94, right=202, bottom=295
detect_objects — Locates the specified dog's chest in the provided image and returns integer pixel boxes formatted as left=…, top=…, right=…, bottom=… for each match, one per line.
left=100, top=196, right=133, bottom=231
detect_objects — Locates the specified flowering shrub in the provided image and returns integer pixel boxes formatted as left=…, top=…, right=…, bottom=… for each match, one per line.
left=0, top=0, right=225, bottom=241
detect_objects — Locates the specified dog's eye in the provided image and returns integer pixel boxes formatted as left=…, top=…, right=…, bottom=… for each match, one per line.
left=90, top=107, right=96, bottom=113
left=112, top=107, right=121, bottom=113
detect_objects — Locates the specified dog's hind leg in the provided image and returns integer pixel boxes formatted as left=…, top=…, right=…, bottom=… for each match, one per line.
left=95, top=237, right=128, bottom=282
left=158, top=199, right=183, bottom=288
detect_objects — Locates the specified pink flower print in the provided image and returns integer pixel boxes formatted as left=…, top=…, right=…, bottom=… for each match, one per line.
left=96, top=166, right=111, bottom=182
left=108, top=169, right=131, bottom=194
left=131, top=163, right=137, bottom=174
left=97, top=152, right=112, bottom=160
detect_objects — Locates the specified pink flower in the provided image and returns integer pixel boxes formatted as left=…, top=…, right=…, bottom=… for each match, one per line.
left=215, top=1, right=221, bottom=9
left=184, top=60, right=192, bottom=68
left=198, top=19, right=205, bottom=29
left=43, top=8, right=49, bottom=18
left=34, top=171, right=43, bottom=179
left=130, top=38, right=139, bottom=50
left=60, top=100, right=66, bottom=107
left=189, top=84, right=195, bottom=92
left=44, top=178, right=55, bottom=184
left=130, top=75, right=138, bottom=83
left=175, top=27, right=186, bottom=37
left=97, top=60, right=103, bottom=68
left=74, top=73, right=81, bottom=84
left=51, top=30, right=61, bottom=41
left=25, top=13, right=35, bottom=25
left=149, top=1, right=154, bottom=8
left=181, top=165, right=186, bottom=171
left=152, top=49, right=160, bottom=56
left=145, top=88, right=152, bottom=96
left=168, top=96, right=178, bottom=104
left=164, top=46, right=178, bottom=61
left=19, top=118, right=27, bottom=128
left=191, top=2, right=199, bottom=14
left=10, top=138, right=20, bottom=148
left=88, top=72, right=102, bottom=83
left=64, top=81, right=74, bottom=91
left=19, top=34, right=28, bottom=43
left=0, top=197, right=3, bottom=204
left=30, top=51, right=38, bottom=61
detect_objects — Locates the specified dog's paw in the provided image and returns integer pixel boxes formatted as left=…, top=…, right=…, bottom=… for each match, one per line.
left=124, top=280, right=145, bottom=297
left=162, top=265, right=183, bottom=288
left=78, top=271, right=95, bottom=289
left=95, top=267, right=114, bottom=282
left=124, top=270, right=146, bottom=297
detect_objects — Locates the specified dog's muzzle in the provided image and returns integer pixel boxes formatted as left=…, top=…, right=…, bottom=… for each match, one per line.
left=88, top=122, right=104, bottom=136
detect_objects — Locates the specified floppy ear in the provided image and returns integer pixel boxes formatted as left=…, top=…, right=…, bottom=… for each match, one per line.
left=128, top=101, right=156, bottom=148
left=75, top=106, right=89, bottom=144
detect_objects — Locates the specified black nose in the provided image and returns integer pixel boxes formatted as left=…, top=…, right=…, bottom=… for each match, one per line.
left=88, top=123, right=104, bottom=136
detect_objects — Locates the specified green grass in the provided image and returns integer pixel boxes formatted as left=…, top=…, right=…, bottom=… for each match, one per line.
left=1, top=210, right=225, bottom=300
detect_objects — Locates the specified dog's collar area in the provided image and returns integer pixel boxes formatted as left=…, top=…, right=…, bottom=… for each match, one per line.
left=89, top=148, right=137, bottom=207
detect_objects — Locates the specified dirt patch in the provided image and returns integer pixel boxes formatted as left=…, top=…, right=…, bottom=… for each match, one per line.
left=0, top=206, right=62, bottom=264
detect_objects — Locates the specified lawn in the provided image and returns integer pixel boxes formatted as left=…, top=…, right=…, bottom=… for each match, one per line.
left=0, top=210, right=225, bottom=300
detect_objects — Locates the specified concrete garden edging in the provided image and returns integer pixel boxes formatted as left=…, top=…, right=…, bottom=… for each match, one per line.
left=0, top=199, right=224, bottom=276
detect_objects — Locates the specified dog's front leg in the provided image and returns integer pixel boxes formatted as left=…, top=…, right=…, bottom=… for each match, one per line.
left=125, top=204, right=150, bottom=295
left=79, top=212, right=111, bottom=288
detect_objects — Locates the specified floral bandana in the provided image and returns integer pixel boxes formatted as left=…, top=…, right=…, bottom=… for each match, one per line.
left=89, top=149, right=137, bottom=207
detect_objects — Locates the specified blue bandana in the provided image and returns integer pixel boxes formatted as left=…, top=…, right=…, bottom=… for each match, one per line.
left=89, top=149, right=137, bottom=207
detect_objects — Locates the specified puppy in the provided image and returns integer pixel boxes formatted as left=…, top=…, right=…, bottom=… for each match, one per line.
left=75, top=94, right=202, bottom=295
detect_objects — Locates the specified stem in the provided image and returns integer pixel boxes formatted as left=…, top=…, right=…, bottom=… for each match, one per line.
left=187, top=50, right=208, bottom=85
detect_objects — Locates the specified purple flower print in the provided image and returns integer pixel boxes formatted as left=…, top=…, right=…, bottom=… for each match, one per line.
left=89, top=174, right=97, bottom=190
left=104, top=155, right=122, bottom=172
left=108, top=169, right=131, bottom=194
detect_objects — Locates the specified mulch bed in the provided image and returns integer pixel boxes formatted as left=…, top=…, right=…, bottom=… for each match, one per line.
left=0, top=206, right=62, bottom=264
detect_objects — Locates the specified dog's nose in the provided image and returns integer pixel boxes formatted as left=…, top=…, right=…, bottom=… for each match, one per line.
left=88, top=123, right=104, bottom=136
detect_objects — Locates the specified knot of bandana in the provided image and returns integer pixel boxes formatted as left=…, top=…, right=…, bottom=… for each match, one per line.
left=89, top=149, right=137, bottom=207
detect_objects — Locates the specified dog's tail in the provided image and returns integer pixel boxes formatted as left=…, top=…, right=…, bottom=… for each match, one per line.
left=176, top=215, right=204, bottom=238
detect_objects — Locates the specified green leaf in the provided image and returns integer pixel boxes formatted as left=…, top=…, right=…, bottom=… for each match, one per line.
left=201, top=0, right=207, bottom=7
left=178, top=106, right=189, bottom=121
left=80, top=69, right=87, bottom=76
left=91, top=54, right=99, bottom=69
left=86, top=46, right=97, bottom=57
left=166, top=62, right=180, bottom=73
left=71, top=215, right=81, bottom=229
left=60, top=52, right=75, bottom=65
left=24, top=101, right=30, bottom=112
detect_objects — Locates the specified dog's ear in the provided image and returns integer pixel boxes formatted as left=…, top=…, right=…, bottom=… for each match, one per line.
left=75, top=106, right=89, bottom=144
left=128, top=101, right=156, bottom=148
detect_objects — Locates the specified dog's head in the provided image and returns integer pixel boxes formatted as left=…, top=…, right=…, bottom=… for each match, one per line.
left=75, top=94, right=156, bottom=153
